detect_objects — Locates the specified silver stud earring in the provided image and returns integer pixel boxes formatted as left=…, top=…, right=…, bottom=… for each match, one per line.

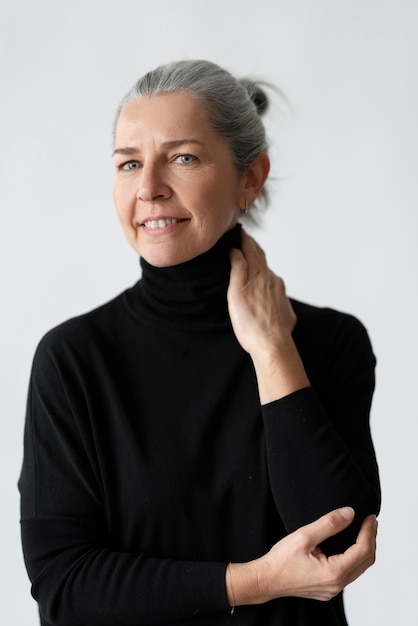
left=240, top=200, right=249, bottom=214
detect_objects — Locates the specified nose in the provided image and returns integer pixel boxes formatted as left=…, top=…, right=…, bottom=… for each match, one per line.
left=136, top=162, right=171, bottom=202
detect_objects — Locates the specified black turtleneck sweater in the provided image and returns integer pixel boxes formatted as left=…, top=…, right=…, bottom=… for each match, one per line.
left=19, top=226, right=380, bottom=626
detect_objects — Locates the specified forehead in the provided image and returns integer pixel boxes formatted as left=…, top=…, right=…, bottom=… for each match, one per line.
left=115, top=92, right=213, bottom=143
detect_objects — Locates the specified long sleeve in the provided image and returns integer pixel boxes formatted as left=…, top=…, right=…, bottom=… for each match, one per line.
left=261, top=304, right=380, bottom=553
left=18, top=262, right=380, bottom=626
left=19, top=334, right=229, bottom=625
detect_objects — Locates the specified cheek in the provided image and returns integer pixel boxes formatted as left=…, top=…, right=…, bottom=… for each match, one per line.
left=112, top=181, right=122, bottom=209
left=113, top=183, right=132, bottom=223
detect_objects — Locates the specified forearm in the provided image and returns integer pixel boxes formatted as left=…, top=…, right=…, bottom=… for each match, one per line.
left=22, top=518, right=229, bottom=625
left=262, top=388, right=380, bottom=553
left=248, top=325, right=379, bottom=553
left=228, top=231, right=380, bottom=549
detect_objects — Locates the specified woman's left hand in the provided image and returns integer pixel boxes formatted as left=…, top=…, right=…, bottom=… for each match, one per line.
left=228, top=231, right=296, bottom=355
left=228, top=231, right=310, bottom=403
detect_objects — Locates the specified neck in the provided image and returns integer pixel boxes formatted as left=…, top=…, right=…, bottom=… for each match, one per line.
left=137, top=225, right=242, bottom=329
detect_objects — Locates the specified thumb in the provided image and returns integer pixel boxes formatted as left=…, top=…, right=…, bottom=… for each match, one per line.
left=306, top=507, right=355, bottom=547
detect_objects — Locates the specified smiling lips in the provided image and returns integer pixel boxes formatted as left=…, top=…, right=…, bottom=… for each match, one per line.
left=142, top=217, right=187, bottom=230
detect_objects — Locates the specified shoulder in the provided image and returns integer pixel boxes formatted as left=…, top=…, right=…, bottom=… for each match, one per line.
left=290, top=298, right=376, bottom=378
left=33, top=286, right=136, bottom=366
left=291, top=298, right=371, bottom=341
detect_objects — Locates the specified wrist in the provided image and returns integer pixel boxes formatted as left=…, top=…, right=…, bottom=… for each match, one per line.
left=251, top=342, right=310, bottom=404
left=226, top=557, right=272, bottom=608
left=250, top=336, right=296, bottom=369
left=225, top=553, right=279, bottom=609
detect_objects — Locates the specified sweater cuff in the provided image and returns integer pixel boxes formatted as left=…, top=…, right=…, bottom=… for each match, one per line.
left=261, top=385, right=316, bottom=414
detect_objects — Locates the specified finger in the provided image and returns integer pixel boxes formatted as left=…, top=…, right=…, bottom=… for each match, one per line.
left=240, top=231, right=262, bottom=257
left=229, top=248, right=248, bottom=291
left=302, top=507, right=355, bottom=548
left=353, top=515, right=377, bottom=566
left=356, top=514, right=377, bottom=545
left=336, top=545, right=376, bottom=588
left=331, top=515, right=377, bottom=585
left=240, top=231, right=268, bottom=274
left=340, top=553, right=375, bottom=588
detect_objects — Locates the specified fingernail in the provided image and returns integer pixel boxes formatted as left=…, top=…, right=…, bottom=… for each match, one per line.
left=340, top=506, right=355, bottom=520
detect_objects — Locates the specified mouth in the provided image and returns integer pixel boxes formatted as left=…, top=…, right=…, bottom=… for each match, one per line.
left=141, top=217, right=188, bottom=230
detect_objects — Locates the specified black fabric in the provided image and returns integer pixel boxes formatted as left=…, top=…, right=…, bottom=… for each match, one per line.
left=19, top=225, right=380, bottom=625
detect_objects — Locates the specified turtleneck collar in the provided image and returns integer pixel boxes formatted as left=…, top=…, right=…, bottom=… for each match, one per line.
left=136, top=224, right=242, bottom=330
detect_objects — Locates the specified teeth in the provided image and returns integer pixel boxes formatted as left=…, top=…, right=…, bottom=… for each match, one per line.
left=144, top=218, right=179, bottom=229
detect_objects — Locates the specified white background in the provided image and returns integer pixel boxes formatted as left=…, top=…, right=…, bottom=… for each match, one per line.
left=2, top=1, right=417, bottom=623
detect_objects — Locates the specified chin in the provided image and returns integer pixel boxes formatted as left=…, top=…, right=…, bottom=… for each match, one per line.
left=140, top=248, right=195, bottom=268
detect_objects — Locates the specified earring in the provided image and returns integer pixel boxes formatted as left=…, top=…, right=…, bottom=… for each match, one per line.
left=240, top=200, right=249, bottom=214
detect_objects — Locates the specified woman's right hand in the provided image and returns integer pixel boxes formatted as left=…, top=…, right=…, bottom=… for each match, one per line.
left=226, top=507, right=377, bottom=607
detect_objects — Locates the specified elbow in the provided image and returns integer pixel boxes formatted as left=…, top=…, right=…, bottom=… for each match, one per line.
left=322, top=486, right=381, bottom=556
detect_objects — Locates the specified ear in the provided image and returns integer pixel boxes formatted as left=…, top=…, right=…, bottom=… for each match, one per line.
left=239, top=152, right=270, bottom=206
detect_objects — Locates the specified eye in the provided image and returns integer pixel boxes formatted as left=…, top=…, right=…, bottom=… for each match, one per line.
left=173, top=154, right=196, bottom=165
left=120, top=160, right=141, bottom=171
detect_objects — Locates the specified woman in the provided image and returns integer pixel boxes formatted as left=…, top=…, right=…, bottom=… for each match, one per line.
left=19, top=60, right=380, bottom=625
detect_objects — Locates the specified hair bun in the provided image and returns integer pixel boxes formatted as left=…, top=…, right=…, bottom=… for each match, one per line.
left=239, top=79, right=269, bottom=116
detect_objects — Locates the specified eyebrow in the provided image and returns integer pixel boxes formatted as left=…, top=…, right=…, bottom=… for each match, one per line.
left=112, top=146, right=138, bottom=157
left=112, top=139, right=204, bottom=157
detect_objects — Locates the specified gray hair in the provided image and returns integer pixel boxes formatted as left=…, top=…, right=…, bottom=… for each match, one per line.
left=114, top=59, right=271, bottom=220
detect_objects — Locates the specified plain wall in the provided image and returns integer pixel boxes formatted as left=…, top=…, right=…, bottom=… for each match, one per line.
left=2, top=1, right=417, bottom=623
